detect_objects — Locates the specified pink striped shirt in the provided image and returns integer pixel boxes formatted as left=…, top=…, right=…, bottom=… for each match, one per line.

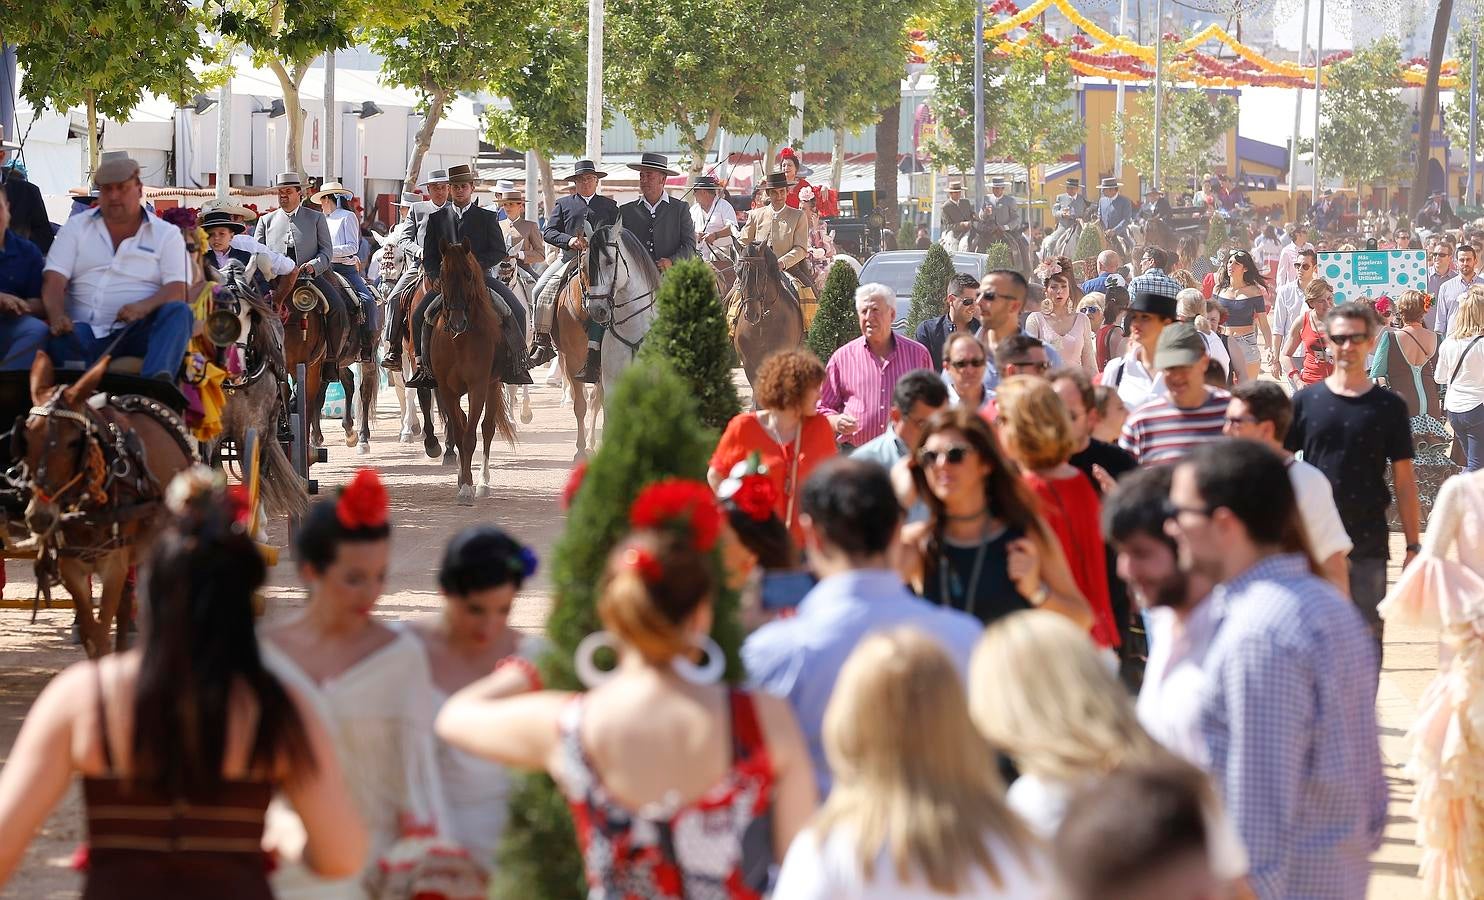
left=1119, top=388, right=1231, bottom=465
left=817, top=335, right=933, bottom=446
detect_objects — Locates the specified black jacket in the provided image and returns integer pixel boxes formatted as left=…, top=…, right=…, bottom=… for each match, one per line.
left=914, top=314, right=981, bottom=372
left=4, top=170, right=52, bottom=254
left=423, top=203, right=507, bottom=281
left=542, top=193, right=621, bottom=262
left=619, top=197, right=697, bottom=265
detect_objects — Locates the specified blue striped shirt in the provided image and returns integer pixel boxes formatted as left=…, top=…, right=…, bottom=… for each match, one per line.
left=1197, top=553, right=1386, bottom=900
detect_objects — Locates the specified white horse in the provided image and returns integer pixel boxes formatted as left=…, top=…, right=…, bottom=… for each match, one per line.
left=581, top=224, right=663, bottom=401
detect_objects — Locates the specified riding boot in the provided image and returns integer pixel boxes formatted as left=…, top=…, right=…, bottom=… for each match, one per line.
left=530, top=333, right=558, bottom=367
left=500, top=324, right=535, bottom=385
left=406, top=318, right=438, bottom=390
left=574, top=320, right=603, bottom=384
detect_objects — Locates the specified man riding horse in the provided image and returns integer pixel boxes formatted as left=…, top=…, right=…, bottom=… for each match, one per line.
left=1097, top=176, right=1135, bottom=256
left=1045, top=177, right=1089, bottom=252
left=941, top=180, right=974, bottom=250
left=1139, top=186, right=1173, bottom=228
left=253, top=171, right=351, bottom=377
left=381, top=168, right=449, bottom=371
left=529, top=158, right=621, bottom=380
left=619, top=149, right=695, bottom=294
left=405, top=163, right=533, bottom=389
left=741, top=170, right=812, bottom=305
left=981, top=175, right=1026, bottom=261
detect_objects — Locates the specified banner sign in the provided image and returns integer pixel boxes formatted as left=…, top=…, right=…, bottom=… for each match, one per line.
left=1317, top=250, right=1428, bottom=305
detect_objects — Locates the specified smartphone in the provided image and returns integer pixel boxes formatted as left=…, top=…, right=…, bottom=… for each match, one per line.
left=759, top=570, right=816, bottom=611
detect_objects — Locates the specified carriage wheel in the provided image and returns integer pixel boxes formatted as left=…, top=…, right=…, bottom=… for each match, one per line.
left=241, top=427, right=262, bottom=536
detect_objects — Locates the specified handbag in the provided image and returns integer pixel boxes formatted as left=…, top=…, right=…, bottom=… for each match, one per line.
left=367, top=816, right=488, bottom=900
left=1446, top=335, right=1484, bottom=467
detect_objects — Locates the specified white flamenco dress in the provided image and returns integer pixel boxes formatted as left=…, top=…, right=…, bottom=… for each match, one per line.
left=1378, top=471, right=1484, bottom=900
left=261, top=630, right=451, bottom=899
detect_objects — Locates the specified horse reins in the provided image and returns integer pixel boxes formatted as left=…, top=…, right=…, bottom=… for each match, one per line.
left=583, top=228, right=657, bottom=354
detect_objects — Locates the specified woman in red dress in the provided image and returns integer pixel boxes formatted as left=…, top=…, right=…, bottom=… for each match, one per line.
left=778, top=148, right=812, bottom=211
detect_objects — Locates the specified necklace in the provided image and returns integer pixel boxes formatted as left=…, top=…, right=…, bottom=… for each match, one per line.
left=939, top=524, right=992, bottom=620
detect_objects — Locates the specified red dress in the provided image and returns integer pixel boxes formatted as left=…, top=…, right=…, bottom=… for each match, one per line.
left=710, top=411, right=838, bottom=545
left=1299, top=314, right=1334, bottom=385
left=1023, top=469, right=1119, bottom=649
left=785, top=177, right=812, bottom=210
left=558, top=690, right=776, bottom=899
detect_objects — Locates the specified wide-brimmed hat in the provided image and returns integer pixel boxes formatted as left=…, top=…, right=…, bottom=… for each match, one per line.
left=628, top=152, right=679, bottom=177
left=1098, top=177, right=1122, bottom=190
left=1145, top=186, right=1165, bottom=195
left=201, top=209, right=247, bottom=234
left=94, top=154, right=141, bottom=187
left=446, top=164, right=478, bottom=184
left=310, top=180, right=353, bottom=203
left=200, top=197, right=255, bottom=218
left=1064, top=178, right=1081, bottom=188
left=1129, top=291, right=1178, bottom=321
left=989, top=176, right=1009, bottom=188
left=499, top=186, right=526, bottom=201
left=1153, top=322, right=1207, bottom=369
left=565, top=159, right=608, bottom=181
left=692, top=174, right=721, bottom=191
left=762, top=171, right=790, bottom=191
left=947, top=180, right=965, bottom=191
left=420, top=168, right=449, bottom=187
left=273, top=171, right=305, bottom=189
left=0, top=125, right=18, bottom=151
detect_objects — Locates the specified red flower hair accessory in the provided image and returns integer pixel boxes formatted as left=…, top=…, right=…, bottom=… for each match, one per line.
left=337, top=468, right=389, bottom=530
left=630, top=478, right=722, bottom=552
left=729, top=474, right=779, bottom=522
left=623, top=547, right=664, bottom=584
left=225, top=484, right=253, bottom=528
left=561, top=460, right=588, bottom=510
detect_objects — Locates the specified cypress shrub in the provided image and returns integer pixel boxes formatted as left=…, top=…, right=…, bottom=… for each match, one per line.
left=806, top=260, right=862, bottom=361
left=637, top=257, right=741, bottom=430
left=906, top=243, right=956, bottom=335
left=1075, top=221, right=1106, bottom=263
left=985, top=241, right=1013, bottom=274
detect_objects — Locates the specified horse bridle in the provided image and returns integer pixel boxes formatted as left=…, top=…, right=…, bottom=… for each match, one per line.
left=583, top=228, right=656, bottom=353
left=24, top=389, right=114, bottom=511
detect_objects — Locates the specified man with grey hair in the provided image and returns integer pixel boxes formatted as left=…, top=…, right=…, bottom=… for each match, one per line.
left=1081, top=249, right=1123, bottom=295
left=816, top=282, right=932, bottom=450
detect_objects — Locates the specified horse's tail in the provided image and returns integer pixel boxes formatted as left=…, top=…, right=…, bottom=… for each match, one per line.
left=486, top=377, right=517, bottom=448
left=258, top=432, right=310, bottom=519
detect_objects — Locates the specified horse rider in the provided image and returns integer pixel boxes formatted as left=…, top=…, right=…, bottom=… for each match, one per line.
left=253, top=171, right=350, bottom=376
left=981, top=175, right=1026, bottom=260
left=691, top=173, right=738, bottom=263
left=1416, top=190, right=1460, bottom=237
left=1139, top=186, right=1172, bottom=226
left=1311, top=188, right=1341, bottom=234
left=499, top=184, right=544, bottom=277
left=405, top=163, right=533, bottom=389
left=941, top=180, right=974, bottom=249
left=199, top=198, right=295, bottom=291
left=381, top=168, right=450, bottom=371
left=1097, top=176, right=1135, bottom=254
left=740, top=170, right=812, bottom=306
left=1044, top=177, right=1088, bottom=250
left=39, top=154, right=194, bottom=382
left=313, top=180, right=378, bottom=361
left=616, top=152, right=697, bottom=349
left=529, top=158, right=621, bottom=373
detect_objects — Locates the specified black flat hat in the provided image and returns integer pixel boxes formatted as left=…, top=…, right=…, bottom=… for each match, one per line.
left=627, top=152, right=680, bottom=177
left=566, top=159, right=609, bottom=181
left=201, top=210, right=246, bottom=234
left=1129, top=291, right=1178, bottom=320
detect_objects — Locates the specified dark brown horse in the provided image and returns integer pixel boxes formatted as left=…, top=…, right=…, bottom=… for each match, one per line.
left=427, top=240, right=515, bottom=505
left=269, top=267, right=361, bottom=449
left=20, top=354, right=195, bottom=657
left=729, top=242, right=805, bottom=389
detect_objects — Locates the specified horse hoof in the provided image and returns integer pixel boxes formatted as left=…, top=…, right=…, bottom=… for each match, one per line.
left=574, top=449, right=588, bottom=462
left=424, top=439, right=442, bottom=459
left=399, top=430, right=413, bottom=443
left=477, top=485, right=491, bottom=499
left=357, top=442, right=370, bottom=456
left=456, top=486, right=475, bottom=506
left=344, top=432, right=358, bottom=448
left=521, top=408, right=533, bottom=425
left=443, top=452, right=457, bottom=468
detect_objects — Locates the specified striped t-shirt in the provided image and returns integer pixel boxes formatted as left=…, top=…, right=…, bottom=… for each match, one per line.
left=1119, top=388, right=1231, bottom=464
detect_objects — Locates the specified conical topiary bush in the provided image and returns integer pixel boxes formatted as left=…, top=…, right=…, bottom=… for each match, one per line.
left=985, top=241, right=1013, bottom=274
left=897, top=217, right=915, bottom=250
left=1075, top=221, right=1106, bottom=263
left=906, top=242, right=956, bottom=335
left=1206, top=215, right=1229, bottom=258
left=494, top=359, right=745, bottom=898
left=807, top=260, right=862, bottom=362
left=637, top=257, right=741, bottom=430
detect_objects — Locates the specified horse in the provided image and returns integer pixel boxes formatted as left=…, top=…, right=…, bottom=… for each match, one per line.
left=497, top=258, right=536, bottom=426
left=555, top=224, right=661, bottom=458
left=19, top=354, right=195, bottom=657
left=269, top=268, right=364, bottom=450
left=729, top=242, right=805, bottom=390
left=1041, top=220, right=1084, bottom=260
left=427, top=239, right=515, bottom=505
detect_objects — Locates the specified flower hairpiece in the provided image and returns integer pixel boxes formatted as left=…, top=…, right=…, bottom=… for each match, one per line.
left=513, top=546, right=539, bottom=579
left=623, top=547, right=664, bottom=583
left=630, top=478, right=722, bottom=552
left=162, top=207, right=199, bottom=231
left=1105, top=273, right=1127, bottom=288
left=799, top=186, right=816, bottom=203
left=337, top=468, right=389, bottom=530
left=1034, top=260, right=1063, bottom=281
left=778, top=147, right=798, bottom=161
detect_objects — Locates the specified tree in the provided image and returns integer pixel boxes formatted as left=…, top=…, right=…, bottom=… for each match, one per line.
left=986, top=32, right=1083, bottom=198
left=371, top=0, right=532, bottom=192
left=985, top=241, right=1012, bottom=272
left=1318, top=38, right=1411, bottom=190
left=808, top=260, right=863, bottom=361
left=1205, top=214, right=1229, bottom=254
left=906, top=243, right=956, bottom=335
left=896, top=216, right=916, bottom=249
left=1075, top=221, right=1106, bottom=262
left=920, top=0, right=989, bottom=173
left=1444, top=18, right=1484, bottom=189
left=495, top=359, right=744, bottom=898
left=1108, top=46, right=1237, bottom=195
left=637, top=259, right=742, bottom=430
left=1415, top=0, right=1453, bottom=207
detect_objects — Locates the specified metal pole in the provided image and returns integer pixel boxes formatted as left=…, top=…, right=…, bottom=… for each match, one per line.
left=1114, top=0, right=1129, bottom=178
left=585, top=0, right=604, bottom=163
left=1289, top=0, right=1310, bottom=204
left=1312, top=0, right=1324, bottom=202
left=525, top=148, right=537, bottom=210
left=0, top=44, right=16, bottom=144
left=216, top=59, right=232, bottom=199
left=1469, top=32, right=1478, bottom=203
left=324, top=51, right=335, bottom=181
left=1152, top=0, right=1164, bottom=190
left=789, top=66, right=805, bottom=149
left=973, top=0, right=986, bottom=209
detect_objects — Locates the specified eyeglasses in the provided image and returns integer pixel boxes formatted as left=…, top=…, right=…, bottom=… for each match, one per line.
left=1078, top=306, right=1101, bottom=315
left=1005, top=360, right=1050, bottom=372
left=1162, top=500, right=1214, bottom=521
left=1297, top=263, right=1315, bottom=271
left=1432, top=252, right=1452, bottom=258
left=918, top=445, right=974, bottom=467
left=1326, top=332, right=1370, bottom=346
left=949, top=358, right=987, bottom=370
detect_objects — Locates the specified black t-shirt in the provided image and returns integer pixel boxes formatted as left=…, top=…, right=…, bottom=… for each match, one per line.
left=1069, top=439, right=1138, bottom=495
left=1284, top=381, right=1413, bottom=559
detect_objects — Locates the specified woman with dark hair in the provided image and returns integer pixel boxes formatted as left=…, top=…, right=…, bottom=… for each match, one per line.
left=437, top=479, right=817, bottom=897
left=716, top=459, right=814, bottom=623
left=0, top=469, right=365, bottom=896
left=1094, top=276, right=1129, bottom=370
left=411, top=525, right=544, bottom=871
left=897, top=407, right=1092, bottom=632
left=260, top=469, right=451, bottom=899
left=1214, top=248, right=1273, bottom=381
left=1027, top=255, right=1095, bottom=372
left=1371, top=289, right=1456, bottom=519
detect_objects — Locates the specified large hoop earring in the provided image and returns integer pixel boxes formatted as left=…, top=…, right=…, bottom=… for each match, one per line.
left=671, top=635, right=726, bottom=686
left=574, top=631, right=620, bottom=689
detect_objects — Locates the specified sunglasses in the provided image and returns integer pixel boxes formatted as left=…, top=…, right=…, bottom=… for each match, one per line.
left=918, top=445, right=973, bottom=467
left=1078, top=306, right=1101, bottom=315
left=977, top=290, right=998, bottom=302
left=960, top=296, right=979, bottom=307
left=1326, top=332, right=1370, bottom=346
left=1298, top=263, right=1315, bottom=271
left=1432, top=252, right=1452, bottom=258
left=949, top=358, right=986, bottom=370
left=1006, top=360, right=1050, bottom=372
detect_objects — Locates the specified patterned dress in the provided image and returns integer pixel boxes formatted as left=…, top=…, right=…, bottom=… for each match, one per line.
left=1370, top=326, right=1458, bottom=527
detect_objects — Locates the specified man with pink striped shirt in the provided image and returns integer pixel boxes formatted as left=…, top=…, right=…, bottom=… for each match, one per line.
left=818, top=282, right=933, bottom=449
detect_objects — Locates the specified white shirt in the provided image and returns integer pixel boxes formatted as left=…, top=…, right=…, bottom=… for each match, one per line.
left=691, top=199, right=738, bottom=261
left=228, top=232, right=296, bottom=277
left=1435, top=273, right=1484, bottom=340
left=43, top=208, right=188, bottom=332
left=1100, top=351, right=1167, bottom=410
left=1276, top=241, right=1312, bottom=287
left=1199, top=328, right=1230, bottom=377
left=1437, top=334, right=1484, bottom=413
left=1271, top=281, right=1307, bottom=357
left=1287, top=457, right=1353, bottom=563
left=1138, top=601, right=1222, bottom=767
left=773, top=825, right=1049, bottom=900
left=324, top=207, right=360, bottom=264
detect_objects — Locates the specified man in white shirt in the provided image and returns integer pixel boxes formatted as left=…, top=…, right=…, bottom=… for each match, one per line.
left=1275, top=225, right=1312, bottom=287
left=40, top=155, right=192, bottom=381
left=1223, top=381, right=1352, bottom=595
left=690, top=174, right=738, bottom=263
left=1100, top=290, right=1175, bottom=410
left=1269, top=247, right=1316, bottom=374
left=1435, top=242, right=1484, bottom=339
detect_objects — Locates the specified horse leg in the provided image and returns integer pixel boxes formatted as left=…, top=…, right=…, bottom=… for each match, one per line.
left=478, top=389, right=498, bottom=499
left=305, top=360, right=327, bottom=449
left=61, top=560, right=107, bottom=659
left=440, top=385, right=474, bottom=505
left=568, top=363, right=589, bottom=461
left=460, top=378, right=485, bottom=498
left=340, top=366, right=357, bottom=447
left=357, top=362, right=378, bottom=455
left=100, top=554, right=131, bottom=654
left=418, top=385, right=441, bottom=459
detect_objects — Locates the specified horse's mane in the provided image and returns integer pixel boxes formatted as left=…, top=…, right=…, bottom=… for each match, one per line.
left=442, top=241, right=485, bottom=297
left=586, top=226, right=661, bottom=295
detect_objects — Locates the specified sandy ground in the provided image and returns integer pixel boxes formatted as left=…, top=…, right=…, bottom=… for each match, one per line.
left=0, top=373, right=1437, bottom=898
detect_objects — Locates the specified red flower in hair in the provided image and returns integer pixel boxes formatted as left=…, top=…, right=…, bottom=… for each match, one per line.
left=561, top=460, right=588, bottom=510
left=624, top=547, right=664, bottom=583
left=337, top=468, right=389, bottom=530
left=731, top=474, right=779, bottom=522
left=630, top=478, right=722, bottom=552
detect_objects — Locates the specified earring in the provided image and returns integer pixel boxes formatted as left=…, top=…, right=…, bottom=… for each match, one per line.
left=574, top=631, right=620, bottom=689
left=671, top=634, right=726, bottom=686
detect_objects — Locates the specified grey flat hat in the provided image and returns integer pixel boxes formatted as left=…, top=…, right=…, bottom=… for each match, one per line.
left=274, top=171, right=304, bottom=188
left=94, top=155, right=141, bottom=187
left=420, top=168, right=450, bottom=186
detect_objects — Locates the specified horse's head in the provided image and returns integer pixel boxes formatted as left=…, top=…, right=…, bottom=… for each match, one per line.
left=20, top=353, right=109, bottom=535
left=440, top=238, right=484, bottom=334
left=583, top=225, right=630, bottom=325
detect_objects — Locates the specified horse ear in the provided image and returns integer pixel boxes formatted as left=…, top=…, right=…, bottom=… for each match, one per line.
left=63, top=354, right=110, bottom=407
left=29, top=352, right=55, bottom=406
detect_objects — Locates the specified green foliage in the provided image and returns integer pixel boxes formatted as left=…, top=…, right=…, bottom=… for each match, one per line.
left=484, top=6, right=590, bottom=158
left=1107, top=40, right=1238, bottom=193
left=1318, top=37, right=1412, bottom=188
left=637, top=258, right=742, bottom=430
left=807, top=261, right=862, bottom=361
left=1075, top=221, right=1106, bottom=262
left=1445, top=19, right=1484, bottom=153
left=987, top=30, right=1084, bottom=175
left=370, top=0, right=527, bottom=111
left=498, top=360, right=745, bottom=898
left=1205, top=215, right=1229, bottom=254
left=985, top=241, right=1012, bottom=272
left=802, top=0, right=911, bottom=136
left=907, top=244, right=956, bottom=335
left=897, top=217, right=916, bottom=250
left=920, top=0, right=988, bottom=172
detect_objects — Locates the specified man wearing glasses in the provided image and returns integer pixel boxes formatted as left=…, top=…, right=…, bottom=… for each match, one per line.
left=1270, top=248, right=1317, bottom=374
left=914, top=271, right=981, bottom=371
left=1424, top=238, right=1456, bottom=330
left=1434, top=242, right=1483, bottom=339
left=1275, top=225, right=1312, bottom=287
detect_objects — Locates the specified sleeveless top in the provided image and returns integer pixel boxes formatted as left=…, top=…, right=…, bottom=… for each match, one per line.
left=921, top=527, right=1032, bottom=627
left=1216, top=289, right=1265, bottom=327
left=1299, top=314, right=1333, bottom=385
left=557, top=690, right=777, bottom=899
left=81, top=663, right=274, bottom=900
left=1030, top=312, right=1090, bottom=370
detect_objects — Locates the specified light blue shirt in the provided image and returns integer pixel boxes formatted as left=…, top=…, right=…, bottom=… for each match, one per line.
left=742, top=569, right=983, bottom=797
left=849, top=429, right=929, bottom=523
left=1435, top=273, right=1484, bottom=339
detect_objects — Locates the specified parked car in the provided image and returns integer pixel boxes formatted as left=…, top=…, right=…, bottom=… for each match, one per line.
left=857, top=250, right=990, bottom=330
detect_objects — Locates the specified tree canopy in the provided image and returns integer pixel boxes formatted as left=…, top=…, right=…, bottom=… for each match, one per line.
left=1316, top=37, right=1411, bottom=189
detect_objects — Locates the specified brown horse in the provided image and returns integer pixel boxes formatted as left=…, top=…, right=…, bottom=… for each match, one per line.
left=428, top=240, right=515, bottom=505
left=729, top=242, right=805, bottom=389
left=269, top=267, right=360, bottom=449
left=20, top=354, right=195, bottom=657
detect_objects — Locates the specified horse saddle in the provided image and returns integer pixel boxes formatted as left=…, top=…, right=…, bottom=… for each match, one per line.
left=328, top=271, right=367, bottom=323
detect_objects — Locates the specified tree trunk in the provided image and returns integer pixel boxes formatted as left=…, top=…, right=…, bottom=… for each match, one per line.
left=84, top=90, right=100, bottom=175
left=535, top=149, right=556, bottom=226
left=1414, top=0, right=1453, bottom=204
left=688, top=109, right=723, bottom=178
left=875, top=98, right=902, bottom=243
left=269, top=58, right=310, bottom=176
left=765, top=139, right=778, bottom=174
left=831, top=125, right=846, bottom=192
left=404, top=87, right=448, bottom=193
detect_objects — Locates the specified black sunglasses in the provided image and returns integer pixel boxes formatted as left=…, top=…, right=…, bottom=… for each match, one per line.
left=977, top=290, right=998, bottom=302
left=918, top=445, right=973, bottom=467
left=1006, top=359, right=1050, bottom=372
left=948, top=357, right=986, bottom=370
left=1326, top=332, right=1370, bottom=346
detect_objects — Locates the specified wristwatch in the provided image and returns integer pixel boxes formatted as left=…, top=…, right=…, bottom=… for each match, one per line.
left=1406, top=543, right=1423, bottom=554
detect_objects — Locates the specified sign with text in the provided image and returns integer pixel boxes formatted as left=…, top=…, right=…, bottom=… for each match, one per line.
left=1317, top=250, right=1427, bottom=305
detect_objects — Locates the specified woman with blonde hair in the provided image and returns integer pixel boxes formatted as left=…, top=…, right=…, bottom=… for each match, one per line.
left=772, top=628, right=1047, bottom=898
left=1438, top=286, right=1484, bottom=470
left=1280, top=277, right=1336, bottom=386
left=1175, top=288, right=1236, bottom=384
left=1027, top=254, right=1096, bottom=372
